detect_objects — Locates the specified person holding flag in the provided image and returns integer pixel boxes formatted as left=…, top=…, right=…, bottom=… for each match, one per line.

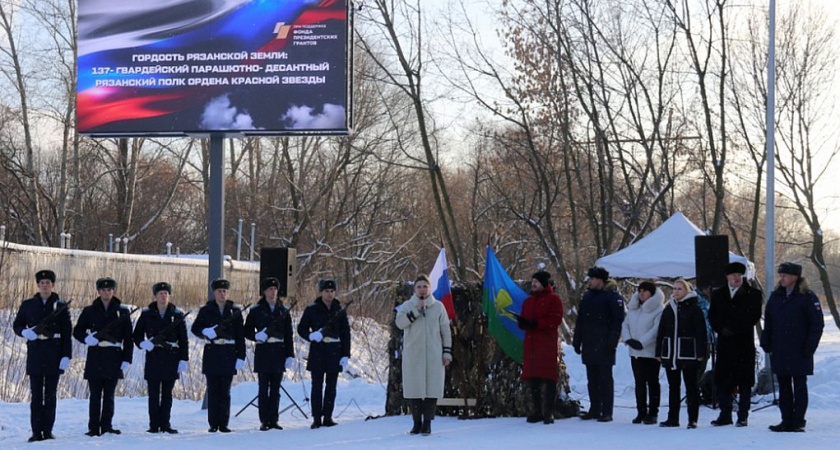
left=396, top=275, right=453, bottom=436
left=517, top=271, right=564, bottom=424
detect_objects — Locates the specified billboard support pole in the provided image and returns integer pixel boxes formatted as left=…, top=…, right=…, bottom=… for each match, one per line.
left=208, top=134, right=225, bottom=300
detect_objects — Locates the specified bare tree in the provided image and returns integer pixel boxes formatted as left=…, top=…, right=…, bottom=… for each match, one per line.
left=0, top=2, right=44, bottom=244
left=772, top=3, right=840, bottom=329
left=356, top=0, right=468, bottom=279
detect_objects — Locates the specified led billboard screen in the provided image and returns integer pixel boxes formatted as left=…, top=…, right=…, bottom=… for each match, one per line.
left=77, top=0, right=351, bottom=136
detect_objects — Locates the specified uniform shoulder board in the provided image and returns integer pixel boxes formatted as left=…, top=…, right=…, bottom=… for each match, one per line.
left=249, top=304, right=260, bottom=310
left=173, top=307, right=184, bottom=315
left=119, top=304, right=130, bottom=311
left=142, top=307, right=151, bottom=312
left=55, top=298, right=66, bottom=306
left=232, top=303, right=243, bottom=311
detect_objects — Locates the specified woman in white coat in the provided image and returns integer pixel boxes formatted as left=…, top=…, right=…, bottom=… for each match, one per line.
left=395, top=275, right=453, bottom=436
left=621, top=281, right=664, bottom=425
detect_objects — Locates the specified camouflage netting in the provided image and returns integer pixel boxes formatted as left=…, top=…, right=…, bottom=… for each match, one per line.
left=386, top=282, right=579, bottom=419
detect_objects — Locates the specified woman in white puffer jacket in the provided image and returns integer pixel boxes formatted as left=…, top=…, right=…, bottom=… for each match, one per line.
left=621, top=281, right=664, bottom=425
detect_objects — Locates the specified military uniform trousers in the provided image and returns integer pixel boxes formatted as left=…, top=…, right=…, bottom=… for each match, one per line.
left=88, top=378, right=118, bottom=432
left=311, top=371, right=339, bottom=420
left=148, top=379, right=176, bottom=430
left=585, top=364, right=614, bottom=418
left=30, top=374, right=59, bottom=436
left=778, top=374, right=808, bottom=427
left=206, top=375, right=234, bottom=428
left=258, top=372, right=284, bottom=425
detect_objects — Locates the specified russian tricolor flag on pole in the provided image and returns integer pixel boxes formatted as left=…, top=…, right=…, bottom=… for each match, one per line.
left=429, top=248, right=456, bottom=319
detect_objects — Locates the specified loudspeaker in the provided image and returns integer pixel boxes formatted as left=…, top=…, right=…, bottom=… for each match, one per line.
left=260, top=247, right=297, bottom=298
left=694, top=235, right=729, bottom=289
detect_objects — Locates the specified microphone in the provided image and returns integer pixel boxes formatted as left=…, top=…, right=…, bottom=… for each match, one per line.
left=419, top=295, right=426, bottom=317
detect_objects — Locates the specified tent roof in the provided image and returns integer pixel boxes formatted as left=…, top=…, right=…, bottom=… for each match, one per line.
left=595, top=212, right=751, bottom=279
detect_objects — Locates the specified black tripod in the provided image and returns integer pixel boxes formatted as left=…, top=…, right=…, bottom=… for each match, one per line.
left=751, top=369, right=778, bottom=412
left=235, top=382, right=309, bottom=418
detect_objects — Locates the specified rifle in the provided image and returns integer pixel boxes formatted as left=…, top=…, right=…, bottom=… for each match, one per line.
left=32, top=299, right=73, bottom=335
left=320, top=299, right=354, bottom=336
left=97, top=306, right=140, bottom=343
left=214, top=303, right=251, bottom=340
left=150, top=310, right=192, bottom=347
left=265, top=300, right=297, bottom=340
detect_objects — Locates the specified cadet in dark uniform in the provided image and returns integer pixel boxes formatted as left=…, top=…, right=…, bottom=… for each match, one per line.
left=191, top=278, right=246, bottom=433
left=761, top=262, right=824, bottom=432
left=244, top=277, right=295, bottom=431
left=73, top=277, right=134, bottom=436
left=297, top=279, right=351, bottom=429
left=13, top=270, right=72, bottom=442
left=573, top=266, right=626, bottom=422
left=133, top=282, right=189, bottom=434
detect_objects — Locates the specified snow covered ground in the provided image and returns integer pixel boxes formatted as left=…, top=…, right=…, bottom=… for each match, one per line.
left=2, top=317, right=839, bottom=449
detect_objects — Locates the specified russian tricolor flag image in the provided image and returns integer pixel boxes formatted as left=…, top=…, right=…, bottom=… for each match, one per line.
left=429, top=248, right=456, bottom=319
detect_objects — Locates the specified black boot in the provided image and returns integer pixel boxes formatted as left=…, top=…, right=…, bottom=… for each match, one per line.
left=542, top=381, right=556, bottom=424
left=421, top=398, right=436, bottom=436
left=632, top=409, right=646, bottom=424
left=409, top=399, right=422, bottom=435
left=527, top=380, right=543, bottom=423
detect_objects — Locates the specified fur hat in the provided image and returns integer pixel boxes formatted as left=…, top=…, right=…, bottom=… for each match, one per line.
left=532, top=271, right=552, bottom=288
left=725, top=262, right=746, bottom=275
left=586, top=266, right=610, bottom=281
left=96, top=277, right=117, bottom=290
left=261, top=277, right=281, bottom=292
left=211, top=278, right=230, bottom=291
left=318, top=279, right=337, bottom=291
left=153, top=282, right=172, bottom=295
left=35, top=270, right=56, bottom=283
left=777, top=262, right=802, bottom=277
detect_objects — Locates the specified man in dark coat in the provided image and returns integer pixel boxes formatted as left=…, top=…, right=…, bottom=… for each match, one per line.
left=573, top=266, right=625, bottom=422
left=517, top=271, right=564, bottom=424
left=708, top=262, right=762, bottom=427
left=244, top=277, right=295, bottom=431
left=73, top=277, right=134, bottom=436
left=191, top=278, right=247, bottom=433
left=13, top=270, right=72, bottom=442
left=133, top=282, right=189, bottom=434
left=760, top=262, right=824, bottom=433
left=297, top=278, right=351, bottom=429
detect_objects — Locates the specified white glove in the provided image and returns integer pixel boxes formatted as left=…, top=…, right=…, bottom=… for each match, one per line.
left=235, top=359, right=245, bottom=371
left=84, top=333, right=99, bottom=346
left=255, top=328, right=268, bottom=343
left=285, top=357, right=295, bottom=370
left=340, top=356, right=349, bottom=369
left=202, top=325, right=218, bottom=340
left=178, top=360, right=188, bottom=373
left=139, top=339, right=155, bottom=352
left=58, top=357, right=70, bottom=371
left=22, top=327, right=38, bottom=341
left=120, top=361, right=130, bottom=372
left=309, top=330, right=323, bottom=342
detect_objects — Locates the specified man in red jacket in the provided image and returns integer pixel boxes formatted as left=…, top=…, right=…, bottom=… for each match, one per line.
left=517, top=271, right=564, bottom=424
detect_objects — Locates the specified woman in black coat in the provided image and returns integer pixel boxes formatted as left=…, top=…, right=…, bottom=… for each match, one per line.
left=656, top=279, right=707, bottom=429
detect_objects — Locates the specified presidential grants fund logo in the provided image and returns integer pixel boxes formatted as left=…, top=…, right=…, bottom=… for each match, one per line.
left=274, top=22, right=292, bottom=39
left=285, top=22, right=340, bottom=47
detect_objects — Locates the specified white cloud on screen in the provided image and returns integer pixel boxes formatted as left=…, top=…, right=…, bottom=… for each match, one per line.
left=200, top=94, right=255, bottom=130
left=282, top=104, right=345, bottom=129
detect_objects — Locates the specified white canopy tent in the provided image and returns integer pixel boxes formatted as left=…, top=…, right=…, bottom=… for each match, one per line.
left=595, top=212, right=753, bottom=279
